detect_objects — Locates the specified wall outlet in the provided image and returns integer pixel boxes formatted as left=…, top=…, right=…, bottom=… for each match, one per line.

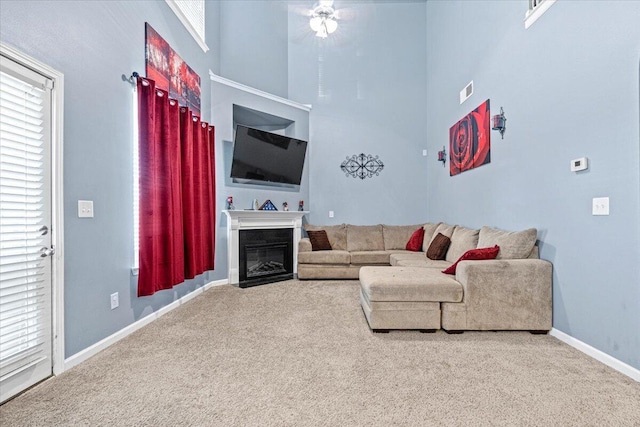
left=422, top=149, right=428, bottom=157
left=592, top=197, right=609, bottom=216
left=110, top=292, right=119, bottom=310
left=78, top=200, right=94, bottom=218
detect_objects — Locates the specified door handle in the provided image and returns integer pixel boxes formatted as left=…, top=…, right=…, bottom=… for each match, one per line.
left=40, top=246, right=55, bottom=257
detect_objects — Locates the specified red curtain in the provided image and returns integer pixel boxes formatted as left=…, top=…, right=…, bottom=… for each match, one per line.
left=180, top=109, right=216, bottom=279
left=137, top=78, right=215, bottom=296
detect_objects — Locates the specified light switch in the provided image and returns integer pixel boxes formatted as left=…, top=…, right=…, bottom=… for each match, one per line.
left=78, top=200, right=94, bottom=218
left=592, top=197, right=609, bottom=216
left=422, top=149, right=428, bottom=157
left=329, top=210, right=334, bottom=218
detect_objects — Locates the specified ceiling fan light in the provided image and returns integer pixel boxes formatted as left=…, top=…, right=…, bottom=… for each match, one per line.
left=316, top=25, right=328, bottom=38
left=325, top=18, right=338, bottom=34
left=310, top=16, right=322, bottom=31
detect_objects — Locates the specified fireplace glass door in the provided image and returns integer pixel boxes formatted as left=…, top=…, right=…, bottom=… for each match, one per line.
left=239, top=228, right=293, bottom=287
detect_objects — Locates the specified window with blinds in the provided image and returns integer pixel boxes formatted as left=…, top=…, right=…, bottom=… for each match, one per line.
left=0, top=63, right=52, bottom=387
left=165, top=0, right=209, bottom=52
left=525, top=0, right=556, bottom=28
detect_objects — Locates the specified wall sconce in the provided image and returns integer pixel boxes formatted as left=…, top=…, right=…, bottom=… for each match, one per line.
left=492, top=107, right=507, bottom=139
left=437, top=146, right=447, bottom=166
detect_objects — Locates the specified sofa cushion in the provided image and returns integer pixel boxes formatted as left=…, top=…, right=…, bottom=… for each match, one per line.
left=421, top=222, right=442, bottom=252
left=477, top=226, right=537, bottom=259
left=389, top=252, right=426, bottom=266
left=307, top=230, right=332, bottom=251
left=304, top=224, right=347, bottom=251
left=405, top=227, right=425, bottom=251
left=347, top=225, right=384, bottom=251
left=442, top=245, right=500, bottom=275
left=350, top=251, right=391, bottom=265
left=298, top=250, right=350, bottom=265
left=427, top=233, right=451, bottom=260
left=382, top=224, right=424, bottom=250
left=446, top=226, right=480, bottom=262
left=394, top=259, right=452, bottom=269
left=425, top=223, right=456, bottom=250
left=360, top=266, right=463, bottom=303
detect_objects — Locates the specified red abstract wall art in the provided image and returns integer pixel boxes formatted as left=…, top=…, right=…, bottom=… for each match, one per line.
left=449, top=99, right=491, bottom=176
left=145, top=23, right=201, bottom=115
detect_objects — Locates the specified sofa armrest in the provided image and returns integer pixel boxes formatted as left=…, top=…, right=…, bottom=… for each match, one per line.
left=453, top=259, right=552, bottom=330
left=299, top=237, right=312, bottom=253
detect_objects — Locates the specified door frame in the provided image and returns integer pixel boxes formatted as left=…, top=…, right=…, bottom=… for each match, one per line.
left=1, top=42, right=65, bottom=376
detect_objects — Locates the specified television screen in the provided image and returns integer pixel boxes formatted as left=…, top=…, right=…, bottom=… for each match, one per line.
left=230, top=125, right=308, bottom=186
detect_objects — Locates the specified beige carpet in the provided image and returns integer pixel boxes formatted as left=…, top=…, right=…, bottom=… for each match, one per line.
left=1, top=280, right=639, bottom=426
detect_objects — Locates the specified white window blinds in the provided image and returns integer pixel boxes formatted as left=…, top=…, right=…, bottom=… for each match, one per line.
left=165, top=0, right=209, bottom=52
left=0, top=63, right=51, bottom=381
left=525, top=0, right=556, bottom=28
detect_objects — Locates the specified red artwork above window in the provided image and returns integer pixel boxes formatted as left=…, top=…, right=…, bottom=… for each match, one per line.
left=145, top=23, right=201, bottom=115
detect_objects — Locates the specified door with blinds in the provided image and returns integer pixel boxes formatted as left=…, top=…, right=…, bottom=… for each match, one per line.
left=0, top=54, right=54, bottom=403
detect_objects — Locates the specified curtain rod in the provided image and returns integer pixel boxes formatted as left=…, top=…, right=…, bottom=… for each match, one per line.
left=123, top=71, right=140, bottom=85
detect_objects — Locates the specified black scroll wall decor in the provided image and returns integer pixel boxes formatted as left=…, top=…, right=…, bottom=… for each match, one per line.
left=340, top=153, right=385, bottom=180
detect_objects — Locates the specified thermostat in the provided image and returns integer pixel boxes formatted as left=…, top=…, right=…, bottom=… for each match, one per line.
left=570, top=157, right=588, bottom=172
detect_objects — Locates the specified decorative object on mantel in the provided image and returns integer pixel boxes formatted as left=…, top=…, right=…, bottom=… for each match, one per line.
left=282, top=202, right=289, bottom=211
left=309, top=1, right=338, bottom=39
left=298, top=200, right=304, bottom=211
left=449, top=99, right=491, bottom=176
left=253, top=199, right=259, bottom=210
left=226, top=196, right=235, bottom=210
left=145, top=23, right=201, bottom=114
left=259, top=200, right=278, bottom=211
left=340, top=153, right=385, bottom=180
left=437, top=147, right=447, bottom=166
left=492, top=107, right=507, bottom=139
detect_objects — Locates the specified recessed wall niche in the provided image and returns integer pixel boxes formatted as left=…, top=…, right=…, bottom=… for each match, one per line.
left=210, top=72, right=311, bottom=209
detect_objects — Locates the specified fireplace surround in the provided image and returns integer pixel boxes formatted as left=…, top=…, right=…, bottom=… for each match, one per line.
left=223, top=210, right=307, bottom=286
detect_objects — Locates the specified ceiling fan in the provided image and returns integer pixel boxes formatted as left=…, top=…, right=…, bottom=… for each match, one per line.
left=309, top=0, right=339, bottom=38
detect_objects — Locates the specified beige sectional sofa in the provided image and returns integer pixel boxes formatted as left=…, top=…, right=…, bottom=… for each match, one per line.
left=298, top=222, right=552, bottom=333
left=298, top=224, right=425, bottom=280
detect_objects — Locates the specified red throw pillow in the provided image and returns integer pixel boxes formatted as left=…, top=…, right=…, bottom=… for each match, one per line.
left=442, top=245, right=500, bottom=275
left=405, top=227, right=425, bottom=252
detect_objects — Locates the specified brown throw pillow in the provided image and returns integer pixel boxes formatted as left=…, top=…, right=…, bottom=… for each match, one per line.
left=307, top=230, right=332, bottom=251
left=427, top=233, right=451, bottom=260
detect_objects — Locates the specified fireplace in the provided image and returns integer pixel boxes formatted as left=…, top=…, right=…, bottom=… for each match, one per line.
left=238, top=228, right=294, bottom=288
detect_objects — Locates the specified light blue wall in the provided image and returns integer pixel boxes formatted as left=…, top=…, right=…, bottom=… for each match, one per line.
left=288, top=1, right=429, bottom=226
left=0, top=0, right=222, bottom=357
left=219, top=1, right=289, bottom=98
left=426, top=1, right=640, bottom=369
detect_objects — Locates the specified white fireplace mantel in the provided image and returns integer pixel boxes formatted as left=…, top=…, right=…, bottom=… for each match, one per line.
left=223, top=210, right=308, bottom=285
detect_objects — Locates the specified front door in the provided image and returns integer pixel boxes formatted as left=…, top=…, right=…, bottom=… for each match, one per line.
left=0, top=53, right=54, bottom=403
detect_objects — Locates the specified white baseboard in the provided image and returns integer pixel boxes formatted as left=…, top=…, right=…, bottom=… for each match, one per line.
left=550, top=328, right=639, bottom=382
left=64, top=279, right=228, bottom=371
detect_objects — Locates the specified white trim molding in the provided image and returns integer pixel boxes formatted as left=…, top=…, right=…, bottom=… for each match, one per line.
left=64, top=279, right=228, bottom=371
left=209, top=71, right=312, bottom=112
left=223, top=210, right=308, bottom=285
left=0, top=42, right=65, bottom=377
left=525, top=0, right=557, bottom=29
left=550, top=328, right=640, bottom=382
left=165, top=0, right=209, bottom=52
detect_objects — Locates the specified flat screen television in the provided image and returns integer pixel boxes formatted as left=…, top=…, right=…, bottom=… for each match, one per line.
left=230, top=125, right=308, bottom=186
